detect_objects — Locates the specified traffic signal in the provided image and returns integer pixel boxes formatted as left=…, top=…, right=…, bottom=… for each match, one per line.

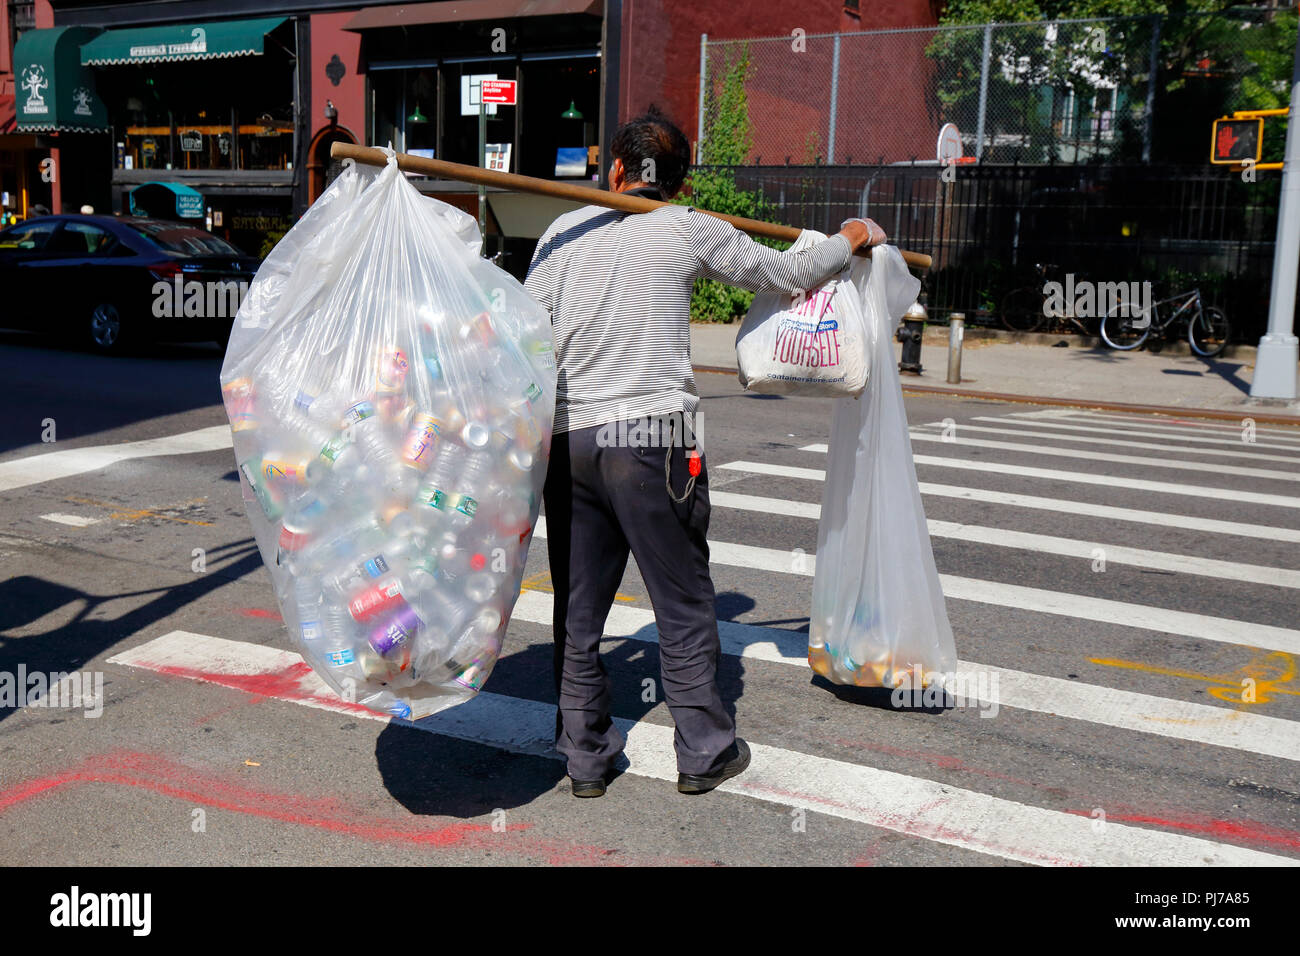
left=1210, top=117, right=1263, bottom=165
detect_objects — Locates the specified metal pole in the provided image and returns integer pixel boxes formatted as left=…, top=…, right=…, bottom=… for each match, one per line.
left=1250, top=27, right=1300, bottom=402
left=478, top=90, right=487, bottom=244
left=827, top=33, right=841, bottom=164
left=974, top=24, right=992, bottom=161
left=1143, top=14, right=1161, bottom=165
left=697, top=34, right=708, bottom=162
left=947, top=313, right=965, bottom=384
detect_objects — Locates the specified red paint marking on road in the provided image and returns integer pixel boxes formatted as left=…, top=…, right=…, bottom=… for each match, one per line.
left=233, top=607, right=281, bottom=620
left=1067, top=809, right=1300, bottom=853
left=736, top=779, right=1079, bottom=867
left=829, top=736, right=1070, bottom=798
left=0, top=750, right=709, bottom=865
left=144, top=659, right=376, bottom=717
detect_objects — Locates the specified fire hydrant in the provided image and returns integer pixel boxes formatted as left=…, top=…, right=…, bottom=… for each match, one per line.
left=897, top=301, right=926, bottom=375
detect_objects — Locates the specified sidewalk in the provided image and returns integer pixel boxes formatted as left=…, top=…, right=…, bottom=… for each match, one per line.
left=690, top=321, right=1300, bottom=424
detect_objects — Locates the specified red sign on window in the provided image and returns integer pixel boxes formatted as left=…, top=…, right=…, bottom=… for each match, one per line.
left=480, top=80, right=517, bottom=105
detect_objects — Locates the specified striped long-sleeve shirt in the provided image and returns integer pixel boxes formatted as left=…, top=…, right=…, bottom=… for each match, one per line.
left=523, top=186, right=853, bottom=438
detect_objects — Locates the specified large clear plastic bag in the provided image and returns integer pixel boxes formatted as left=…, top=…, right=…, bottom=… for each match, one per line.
left=809, top=245, right=957, bottom=688
left=735, top=229, right=870, bottom=397
left=219, top=150, right=556, bottom=720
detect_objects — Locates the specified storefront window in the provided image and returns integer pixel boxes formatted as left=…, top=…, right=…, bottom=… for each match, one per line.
left=95, top=39, right=295, bottom=172
left=371, top=67, right=438, bottom=157
left=367, top=54, right=599, bottom=179
left=8, top=1, right=35, bottom=53
left=517, top=58, right=598, bottom=180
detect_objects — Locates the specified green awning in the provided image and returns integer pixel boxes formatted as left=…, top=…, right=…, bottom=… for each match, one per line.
left=14, top=26, right=108, bottom=133
left=130, top=182, right=206, bottom=219
left=80, top=17, right=288, bottom=66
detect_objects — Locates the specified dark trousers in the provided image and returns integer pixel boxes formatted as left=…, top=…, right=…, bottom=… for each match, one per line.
left=542, top=420, right=735, bottom=779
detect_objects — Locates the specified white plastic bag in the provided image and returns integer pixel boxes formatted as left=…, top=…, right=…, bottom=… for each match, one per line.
left=220, top=150, right=556, bottom=720
left=809, top=244, right=957, bottom=688
left=735, top=229, right=870, bottom=397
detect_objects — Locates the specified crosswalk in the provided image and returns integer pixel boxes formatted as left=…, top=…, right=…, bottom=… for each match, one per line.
left=90, top=403, right=1300, bottom=865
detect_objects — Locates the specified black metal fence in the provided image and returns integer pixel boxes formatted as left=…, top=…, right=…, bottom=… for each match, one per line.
left=703, top=163, right=1282, bottom=339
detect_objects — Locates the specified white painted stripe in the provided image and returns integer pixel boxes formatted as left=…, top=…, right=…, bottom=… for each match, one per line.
left=918, top=482, right=1300, bottom=545
left=906, top=431, right=1300, bottom=483
left=723, top=459, right=824, bottom=481
left=708, top=490, right=1300, bottom=589
left=0, top=425, right=234, bottom=493
left=506, top=590, right=1300, bottom=765
left=1048, top=411, right=1300, bottom=444
left=936, top=575, right=1300, bottom=656
left=110, top=631, right=1299, bottom=865
left=772, top=454, right=1300, bottom=511
left=979, top=416, right=1300, bottom=456
left=39, top=513, right=100, bottom=528
left=532, top=516, right=1300, bottom=656
left=717, top=472, right=1300, bottom=544
left=949, top=420, right=1300, bottom=465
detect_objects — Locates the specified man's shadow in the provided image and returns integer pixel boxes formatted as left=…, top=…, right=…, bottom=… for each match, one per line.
left=0, top=540, right=264, bottom=725
left=376, top=590, right=753, bottom=817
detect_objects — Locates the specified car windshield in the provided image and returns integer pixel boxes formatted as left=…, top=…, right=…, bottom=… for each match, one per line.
left=130, top=220, right=245, bottom=257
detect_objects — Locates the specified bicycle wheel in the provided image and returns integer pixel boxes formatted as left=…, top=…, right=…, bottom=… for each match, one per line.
left=1001, top=287, right=1046, bottom=333
left=1100, top=300, right=1151, bottom=350
left=1188, top=306, right=1230, bottom=358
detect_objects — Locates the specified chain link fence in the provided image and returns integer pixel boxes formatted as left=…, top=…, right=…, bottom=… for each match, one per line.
left=700, top=8, right=1295, bottom=166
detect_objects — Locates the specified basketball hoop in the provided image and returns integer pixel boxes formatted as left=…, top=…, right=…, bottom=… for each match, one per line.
left=937, top=123, right=963, bottom=165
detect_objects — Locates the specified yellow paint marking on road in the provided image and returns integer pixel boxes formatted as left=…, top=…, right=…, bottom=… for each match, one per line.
left=65, top=496, right=213, bottom=527
left=1091, top=653, right=1299, bottom=704
left=520, top=570, right=637, bottom=603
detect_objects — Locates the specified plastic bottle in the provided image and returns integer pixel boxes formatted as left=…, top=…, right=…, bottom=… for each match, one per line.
left=425, top=585, right=478, bottom=638
left=449, top=451, right=494, bottom=524
left=322, top=547, right=401, bottom=598
left=343, top=400, right=398, bottom=474
left=293, top=577, right=323, bottom=645
left=359, top=689, right=412, bottom=720
left=418, top=442, right=467, bottom=525
left=297, top=514, right=385, bottom=575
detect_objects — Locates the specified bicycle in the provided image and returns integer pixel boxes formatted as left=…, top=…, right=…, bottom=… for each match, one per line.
left=1099, top=288, right=1230, bottom=357
left=1000, top=263, right=1098, bottom=336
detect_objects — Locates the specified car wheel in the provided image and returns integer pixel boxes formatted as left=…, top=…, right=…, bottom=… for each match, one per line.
left=88, top=302, right=127, bottom=354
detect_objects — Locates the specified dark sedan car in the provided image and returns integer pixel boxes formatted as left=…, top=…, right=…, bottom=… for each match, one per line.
left=0, top=214, right=261, bottom=354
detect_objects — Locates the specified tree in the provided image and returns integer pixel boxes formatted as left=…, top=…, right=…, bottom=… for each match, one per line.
left=930, top=0, right=1294, bottom=163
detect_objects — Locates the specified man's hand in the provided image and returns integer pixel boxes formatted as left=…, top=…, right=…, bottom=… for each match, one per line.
left=838, top=217, right=888, bottom=252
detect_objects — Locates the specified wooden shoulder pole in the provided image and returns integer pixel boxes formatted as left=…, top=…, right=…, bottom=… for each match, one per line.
left=330, top=142, right=933, bottom=272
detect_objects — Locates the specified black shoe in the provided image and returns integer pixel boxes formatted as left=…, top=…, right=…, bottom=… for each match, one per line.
left=570, top=775, right=607, bottom=798
left=677, top=739, right=751, bottom=794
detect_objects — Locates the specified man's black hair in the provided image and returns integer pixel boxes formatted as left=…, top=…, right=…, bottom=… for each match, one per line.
left=610, top=105, right=691, bottom=199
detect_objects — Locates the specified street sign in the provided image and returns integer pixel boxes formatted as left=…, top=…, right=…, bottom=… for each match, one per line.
left=480, top=79, right=517, bottom=105
left=1210, top=117, right=1263, bottom=165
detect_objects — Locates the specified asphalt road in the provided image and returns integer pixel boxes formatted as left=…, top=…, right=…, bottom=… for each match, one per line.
left=1, top=329, right=1298, bottom=867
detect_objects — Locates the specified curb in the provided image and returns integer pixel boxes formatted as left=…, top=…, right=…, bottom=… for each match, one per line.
left=917, top=325, right=1257, bottom=359
left=691, top=364, right=1300, bottom=427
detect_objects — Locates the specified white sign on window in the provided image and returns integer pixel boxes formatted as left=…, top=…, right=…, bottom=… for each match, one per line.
left=460, top=74, right=499, bottom=117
